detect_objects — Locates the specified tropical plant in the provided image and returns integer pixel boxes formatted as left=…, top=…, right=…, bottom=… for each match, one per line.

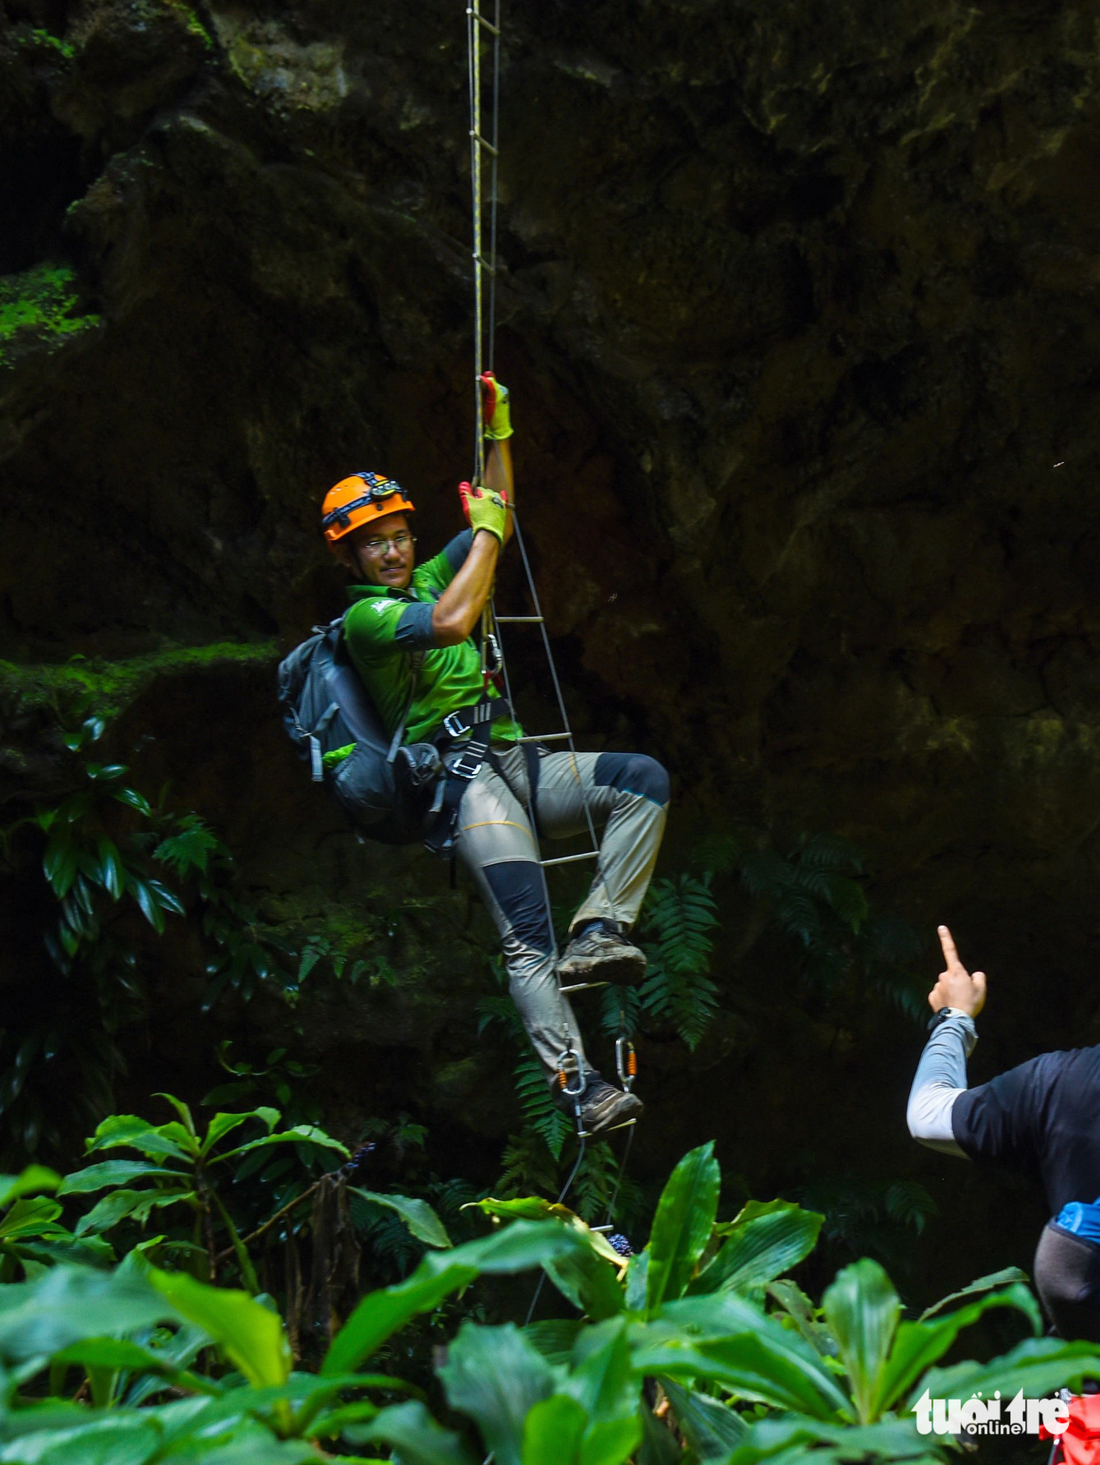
left=55, top=1094, right=351, bottom=1292
left=0, top=1140, right=1096, bottom=1465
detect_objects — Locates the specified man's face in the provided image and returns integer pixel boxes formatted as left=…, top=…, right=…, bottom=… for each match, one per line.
left=341, top=512, right=416, bottom=591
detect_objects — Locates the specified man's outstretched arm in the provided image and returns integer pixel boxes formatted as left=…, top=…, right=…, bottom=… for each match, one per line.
left=906, top=925, right=987, bottom=1156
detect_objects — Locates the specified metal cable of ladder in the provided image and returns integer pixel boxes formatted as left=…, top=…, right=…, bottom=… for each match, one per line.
left=466, top=0, right=638, bottom=1234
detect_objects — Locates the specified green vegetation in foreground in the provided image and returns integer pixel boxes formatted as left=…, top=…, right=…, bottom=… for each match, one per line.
left=0, top=1134, right=1095, bottom=1465
left=0, top=641, right=276, bottom=721
left=0, top=263, right=102, bottom=367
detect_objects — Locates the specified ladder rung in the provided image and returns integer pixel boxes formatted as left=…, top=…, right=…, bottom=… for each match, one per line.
left=516, top=732, right=572, bottom=744
left=494, top=616, right=544, bottom=623
left=558, top=981, right=609, bottom=994
left=467, top=7, right=500, bottom=33
left=470, top=130, right=499, bottom=156
left=540, top=851, right=599, bottom=867
left=472, top=253, right=497, bottom=275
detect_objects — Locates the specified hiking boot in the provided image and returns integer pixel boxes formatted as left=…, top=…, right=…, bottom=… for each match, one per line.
left=557, top=921, right=647, bottom=987
left=553, top=1070, right=643, bottom=1136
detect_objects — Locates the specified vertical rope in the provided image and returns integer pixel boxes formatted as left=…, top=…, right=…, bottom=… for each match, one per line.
left=468, top=3, right=485, bottom=484
left=487, top=0, right=501, bottom=373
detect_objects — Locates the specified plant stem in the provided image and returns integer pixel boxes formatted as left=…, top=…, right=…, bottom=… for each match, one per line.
left=214, top=1180, right=320, bottom=1265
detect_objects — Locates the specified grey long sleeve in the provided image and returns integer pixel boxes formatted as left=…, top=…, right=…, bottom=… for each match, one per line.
left=906, top=1011, right=978, bottom=1158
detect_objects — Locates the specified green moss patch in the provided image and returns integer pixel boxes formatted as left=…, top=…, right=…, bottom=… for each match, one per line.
left=0, top=642, right=277, bottom=722
left=0, top=264, right=102, bottom=369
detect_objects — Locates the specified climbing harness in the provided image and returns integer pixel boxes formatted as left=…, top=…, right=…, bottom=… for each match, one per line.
left=465, top=0, right=638, bottom=1228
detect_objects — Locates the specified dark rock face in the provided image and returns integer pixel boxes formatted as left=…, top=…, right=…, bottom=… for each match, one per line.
left=5, top=0, right=1100, bottom=1285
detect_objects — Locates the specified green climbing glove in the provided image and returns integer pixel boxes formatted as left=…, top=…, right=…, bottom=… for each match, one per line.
left=458, top=480, right=509, bottom=545
left=480, top=371, right=513, bottom=441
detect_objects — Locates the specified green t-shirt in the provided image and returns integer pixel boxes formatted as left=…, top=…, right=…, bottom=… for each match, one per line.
left=342, top=531, right=522, bottom=746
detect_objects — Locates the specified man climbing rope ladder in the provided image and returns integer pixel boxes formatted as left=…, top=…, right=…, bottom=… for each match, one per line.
left=319, top=377, right=669, bottom=1136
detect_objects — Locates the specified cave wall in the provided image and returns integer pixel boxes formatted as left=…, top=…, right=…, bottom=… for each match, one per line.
left=5, top=0, right=1100, bottom=1292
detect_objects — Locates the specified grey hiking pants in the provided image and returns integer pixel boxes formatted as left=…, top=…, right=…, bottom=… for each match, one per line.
left=452, top=743, right=669, bottom=1083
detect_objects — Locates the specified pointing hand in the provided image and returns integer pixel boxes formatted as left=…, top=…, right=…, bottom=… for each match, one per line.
left=929, top=925, right=987, bottom=1018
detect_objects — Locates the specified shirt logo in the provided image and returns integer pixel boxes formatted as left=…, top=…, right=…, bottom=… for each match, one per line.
left=373, top=602, right=390, bottom=615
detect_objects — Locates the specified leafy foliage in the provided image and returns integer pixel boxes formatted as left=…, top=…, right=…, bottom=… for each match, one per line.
left=0, top=1137, right=1092, bottom=1465
left=699, top=827, right=928, bottom=1018
left=636, top=873, right=721, bottom=1049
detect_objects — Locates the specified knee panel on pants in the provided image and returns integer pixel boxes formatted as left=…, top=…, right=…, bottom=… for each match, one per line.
left=594, top=751, right=670, bottom=806
left=482, top=860, right=554, bottom=955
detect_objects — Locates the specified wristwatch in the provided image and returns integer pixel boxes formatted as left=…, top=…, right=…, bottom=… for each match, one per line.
left=927, top=1006, right=971, bottom=1032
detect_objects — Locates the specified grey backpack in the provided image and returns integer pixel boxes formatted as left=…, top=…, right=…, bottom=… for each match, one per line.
left=277, top=613, right=436, bottom=845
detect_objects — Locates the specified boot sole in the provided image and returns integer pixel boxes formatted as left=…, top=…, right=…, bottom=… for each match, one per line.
left=584, top=1092, right=644, bottom=1135
left=557, top=953, right=647, bottom=987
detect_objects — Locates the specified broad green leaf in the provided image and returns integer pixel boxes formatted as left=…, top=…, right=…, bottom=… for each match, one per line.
left=0, top=1197, right=66, bottom=1240
left=349, top=1399, right=478, bottom=1465
left=475, top=1198, right=625, bottom=1269
left=51, top=1336, right=219, bottom=1393
left=624, top=1250, right=648, bottom=1311
left=96, top=836, right=123, bottom=899
left=74, top=1187, right=193, bottom=1237
left=543, top=1243, right=624, bottom=1321
left=524, top=1318, right=585, bottom=1366
left=918, top=1266, right=1030, bottom=1322
left=0, top=1166, right=61, bottom=1209
left=201, top=1110, right=278, bottom=1157
left=112, top=785, right=152, bottom=815
left=914, top=1336, right=1100, bottom=1415
left=766, top=1279, right=837, bottom=1358
left=324, top=1219, right=587, bottom=1376
left=690, top=1201, right=823, bottom=1296
left=85, top=1116, right=192, bottom=1162
left=725, top=1413, right=930, bottom=1465
left=661, top=1378, right=748, bottom=1458
left=522, top=1395, right=586, bottom=1465
left=0, top=1414, right=165, bottom=1464
left=645, top=1142, right=721, bottom=1312
left=875, top=1283, right=1044, bottom=1415
left=60, top=1160, right=190, bottom=1196
left=353, top=1189, right=452, bottom=1249
left=215, top=1124, right=350, bottom=1164
left=305, top=1400, right=381, bottom=1440
left=566, top=1320, right=638, bottom=1422
left=154, top=1093, right=196, bottom=1137
left=438, top=1321, right=556, bottom=1465
left=578, top=1415, right=642, bottom=1465
left=0, top=1266, right=178, bottom=1361
left=822, top=1258, right=900, bottom=1422
left=633, top=1308, right=849, bottom=1420
left=147, top=1267, right=291, bottom=1387
left=324, top=1264, right=479, bottom=1376
left=42, top=831, right=78, bottom=898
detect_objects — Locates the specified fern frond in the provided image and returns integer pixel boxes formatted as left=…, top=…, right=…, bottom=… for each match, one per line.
left=514, top=1049, right=571, bottom=1159
left=600, top=984, right=641, bottom=1037
left=795, top=833, right=864, bottom=874
left=476, top=993, right=523, bottom=1038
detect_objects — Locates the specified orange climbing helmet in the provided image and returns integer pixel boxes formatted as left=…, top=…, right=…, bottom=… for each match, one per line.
left=320, top=472, right=416, bottom=548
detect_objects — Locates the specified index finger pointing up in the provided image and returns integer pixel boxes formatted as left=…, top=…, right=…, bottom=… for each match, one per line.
left=938, top=924, right=964, bottom=972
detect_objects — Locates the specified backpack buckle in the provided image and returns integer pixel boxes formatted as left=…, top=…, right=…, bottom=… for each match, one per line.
left=442, top=708, right=467, bottom=739
left=449, top=748, right=484, bottom=781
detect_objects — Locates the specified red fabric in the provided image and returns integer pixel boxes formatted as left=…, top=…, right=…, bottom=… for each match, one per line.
left=1041, top=1396, right=1100, bottom=1464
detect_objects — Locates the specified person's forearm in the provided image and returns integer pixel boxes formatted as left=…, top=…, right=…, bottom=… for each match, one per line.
left=430, top=531, right=500, bottom=645
left=484, top=439, right=514, bottom=543
left=906, top=1011, right=977, bottom=1157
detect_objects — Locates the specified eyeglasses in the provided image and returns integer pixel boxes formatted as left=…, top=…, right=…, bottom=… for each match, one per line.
left=362, top=532, right=416, bottom=556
